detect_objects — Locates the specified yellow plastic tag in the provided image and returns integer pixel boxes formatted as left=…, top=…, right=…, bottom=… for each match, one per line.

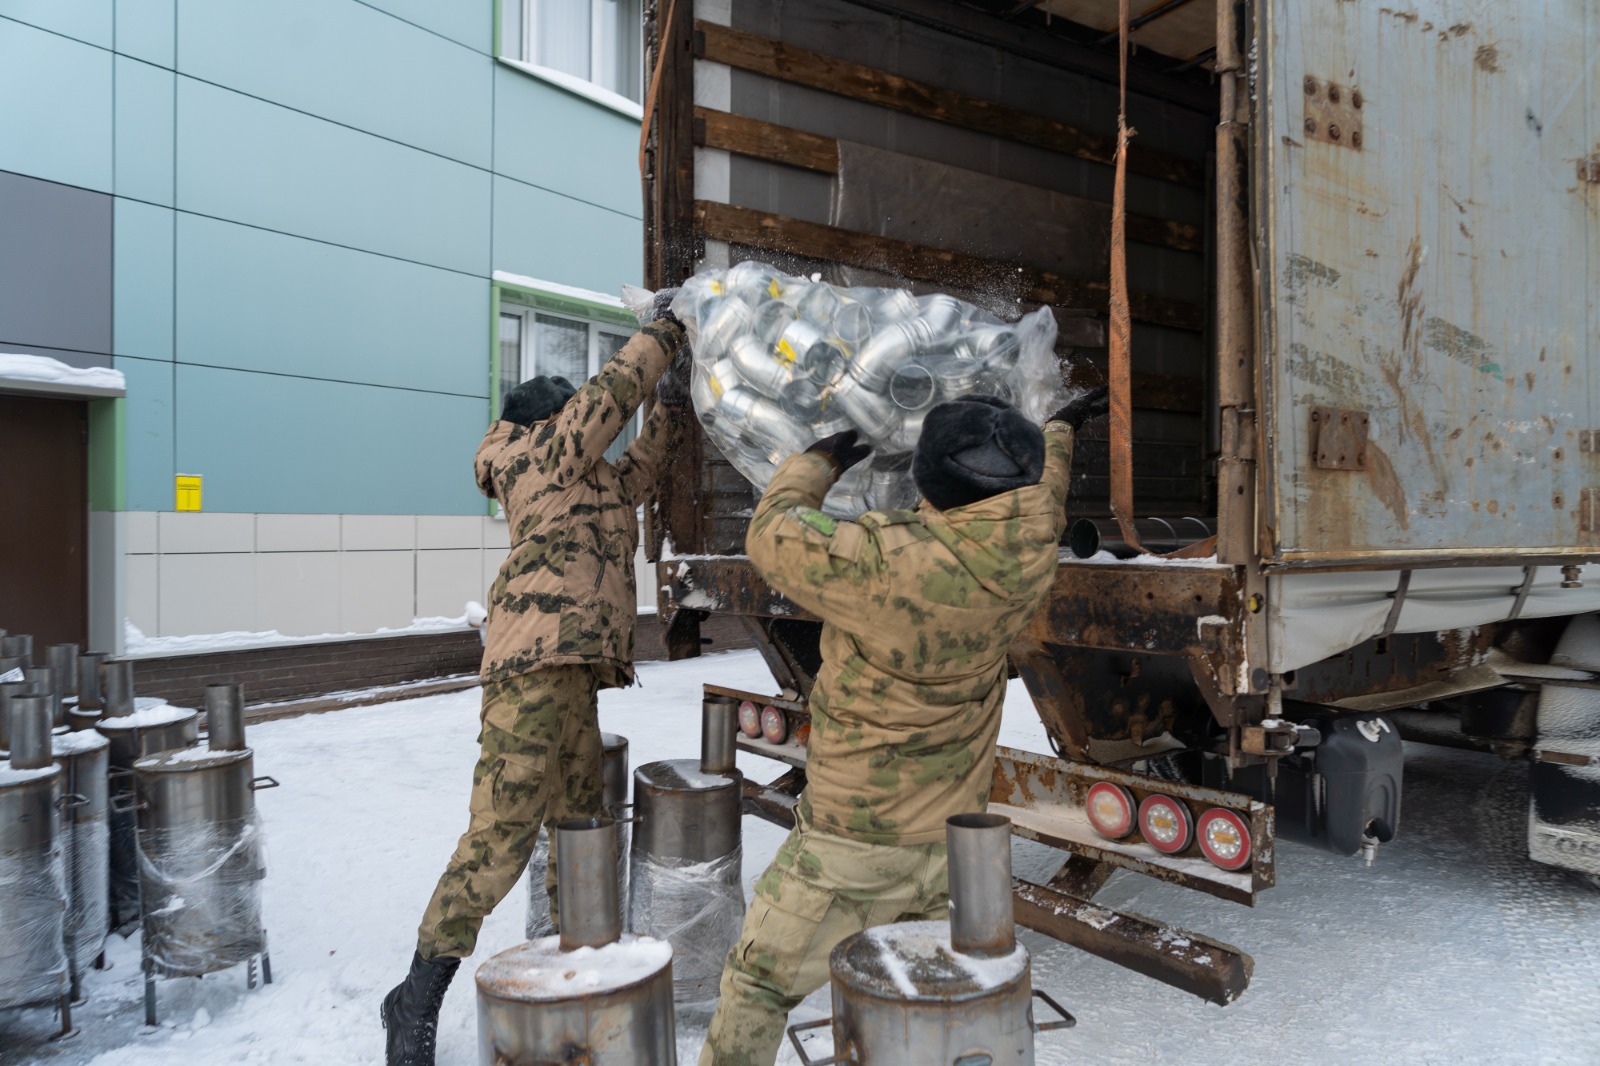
left=777, top=339, right=799, bottom=364
left=174, top=475, right=202, bottom=512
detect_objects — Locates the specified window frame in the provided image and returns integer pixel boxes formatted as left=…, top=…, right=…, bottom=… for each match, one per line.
left=494, top=0, right=645, bottom=119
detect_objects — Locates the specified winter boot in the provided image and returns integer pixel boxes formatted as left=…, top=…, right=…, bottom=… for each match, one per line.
left=381, top=951, right=461, bottom=1066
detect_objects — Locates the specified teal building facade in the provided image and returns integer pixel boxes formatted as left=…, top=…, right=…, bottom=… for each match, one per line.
left=0, top=0, right=646, bottom=651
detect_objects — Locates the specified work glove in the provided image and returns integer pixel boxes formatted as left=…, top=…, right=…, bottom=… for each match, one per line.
left=649, top=286, right=683, bottom=328
left=806, top=429, right=872, bottom=475
left=1048, top=385, right=1111, bottom=430
left=656, top=344, right=693, bottom=408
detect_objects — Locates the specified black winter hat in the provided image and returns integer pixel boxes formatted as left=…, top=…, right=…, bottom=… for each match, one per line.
left=501, top=375, right=576, bottom=426
left=913, top=396, right=1045, bottom=511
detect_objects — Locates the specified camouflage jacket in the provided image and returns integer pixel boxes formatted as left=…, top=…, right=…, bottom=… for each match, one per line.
left=746, top=424, right=1075, bottom=846
left=476, top=319, right=683, bottom=687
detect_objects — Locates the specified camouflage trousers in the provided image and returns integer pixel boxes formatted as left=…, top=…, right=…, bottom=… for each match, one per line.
left=699, top=808, right=949, bottom=1066
left=416, top=664, right=602, bottom=960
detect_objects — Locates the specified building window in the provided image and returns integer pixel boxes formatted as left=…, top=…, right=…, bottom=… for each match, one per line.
left=498, top=305, right=637, bottom=461
left=500, top=0, right=643, bottom=106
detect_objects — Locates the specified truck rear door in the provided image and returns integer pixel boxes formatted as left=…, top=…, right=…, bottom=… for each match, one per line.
left=1254, top=1, right=1597, bottom=566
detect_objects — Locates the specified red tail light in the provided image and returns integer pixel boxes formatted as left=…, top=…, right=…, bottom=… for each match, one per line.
left=738, top=700, right=762, bottom=738
left=1196, top=808, right=1252, bottom=871
left=1138, top=794, right=1194, bottom=854
left=1085, top=782, right=1136, bottom=839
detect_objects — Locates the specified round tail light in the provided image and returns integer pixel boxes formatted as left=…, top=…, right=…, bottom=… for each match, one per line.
left=1196, top=808, right=1252, bottom=871
left=1138, top=794, right=1193, bottom=854
left=738, top=700, right=762, bottom=737
left=1085, top=782, right=1136, bottom=839
left=760, top=705, right=788, bottom=744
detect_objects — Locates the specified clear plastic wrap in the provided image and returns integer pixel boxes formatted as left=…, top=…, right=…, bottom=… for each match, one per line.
left=670, top=263, right=1065, bottom=517
left=0, top=841, right=70, bottom=1009
left=525, top=823, right=631, bottom=940
left=66, top=817, right=109, bottom=971
left=138, top=813, right=267, bottom=977
left=627, top=847, right=745, bottom=1014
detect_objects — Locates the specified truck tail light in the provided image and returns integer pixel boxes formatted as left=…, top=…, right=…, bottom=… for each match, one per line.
left=1197, top=808, right=1252, bottom=870
left=1085, top=782, right=1136, bottom=839
left=738, top=700, right=762, bottom=738
left=1138, top=794, right=1194, bottom=854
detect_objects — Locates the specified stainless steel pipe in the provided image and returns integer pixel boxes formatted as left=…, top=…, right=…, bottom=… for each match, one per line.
left=205, top=684, right=247, bottom=751
left=7, top=694, right=55, bottom=769
left=527, top=733, right=631, bottom=940
left=22, top=668, right=61, bottom=726
left=0, top=681, right=34, bottom=750
left=946, top=812, right=1016, bottom=958
left=46, top=644, right=78, bottom=697
left=1067, top=516, right=1214, bottom=559
left=0, top=634, right=34, bottom=666
left=556, top=818, right=622, bottom=952
left=101, top=660, right=136, bottom=716
left=700, top=696, right=739, bottom=775
left=76, top=652, right=107, bottom=711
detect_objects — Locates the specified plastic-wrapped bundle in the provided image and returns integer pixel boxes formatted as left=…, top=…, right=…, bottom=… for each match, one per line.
left=137, top=812, right=266, bottom=977
left=0, top=766, right=69, bottom=1010
left=626, top=846, right=744, bottom=1014
left=526, top=822, right=631, bottom=940
left=670, top=262, right=1065, bottom=516
left=53, top=729, right=110, bottom=974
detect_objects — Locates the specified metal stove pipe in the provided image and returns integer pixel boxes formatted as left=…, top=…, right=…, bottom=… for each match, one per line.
left=205, top=683, right=247, bottom=751
left=22, top=668, right=61, bottom=727
left=1, top=633, right=34, bottom=666
left=700, top=696, right=739, bottom=775
left=7, top=694, right=54, bottom=770
left=46, top=644, right=78, bottom=697
left=946, top=812, right=1016, bottom=958
left=1067, top=516, right=1214, bottom=559
left=76, top=652, right=107, bottom=712
left=101, top=661, right=136, bottom=717
left=556, top=817, right=622, bottom=952
left=0, top=682, right=34, bottom=749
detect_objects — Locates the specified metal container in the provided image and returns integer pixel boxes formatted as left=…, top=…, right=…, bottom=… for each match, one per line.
left=0, top=680, right=37, bottom=749
left=0, top=758, right=71, bottom=1028
left=52, top=729, right=110, bottom=984
left=23, top=667, right=62, bottom=726
left=98, top=704, right=199, bottom=927
left=0, top=655, right=25, bottom=677
left=46, top=644, right=78, bottom=698
left=132, top=747, right=269, bottom=986
left=76, top=652, right=107, bottom=713
left=526, top=732, right=632, bottom=939
left=629, top=758, right=744, bottom=1012
left=100, top=660, right=136, bottom=717
left=479, top=818, right=677, bottom=1065
left=204, top=683, right=247, bottom=751
left=700, top=696, right=739, bottom=776
left=1, top=633, right=35, bottom=666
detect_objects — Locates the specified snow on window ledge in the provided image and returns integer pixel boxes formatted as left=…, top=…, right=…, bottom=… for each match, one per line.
left=496, top=56, right=644, bottom=120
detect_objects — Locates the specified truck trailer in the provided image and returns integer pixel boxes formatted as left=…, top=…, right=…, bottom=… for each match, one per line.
left=639, top=0, right=1600, bottom=1003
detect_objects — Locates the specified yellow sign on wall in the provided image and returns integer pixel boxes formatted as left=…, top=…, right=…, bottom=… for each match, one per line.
left=174, top=475, right=203, bottom=512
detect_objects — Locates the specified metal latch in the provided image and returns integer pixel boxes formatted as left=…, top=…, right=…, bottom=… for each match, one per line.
left=1303, top=77, right=1364, bottom=149
left=1310, top=407, right=1369, bottom=470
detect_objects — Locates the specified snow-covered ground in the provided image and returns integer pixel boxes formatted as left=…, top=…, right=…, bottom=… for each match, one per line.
left=3, top=649, right=1598, bottom=1065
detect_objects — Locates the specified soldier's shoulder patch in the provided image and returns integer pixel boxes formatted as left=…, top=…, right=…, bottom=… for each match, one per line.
left=790, top=506, right=838, bottom=537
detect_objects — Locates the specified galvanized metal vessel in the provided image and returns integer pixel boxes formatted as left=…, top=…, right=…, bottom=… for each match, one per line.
left=478, top=818, right=677, bottom=1065
left=98, top=697, right=198, bottom=927
left=51, top=728, right=110, bottom=991
left=525, top=731, right=630, bottom=939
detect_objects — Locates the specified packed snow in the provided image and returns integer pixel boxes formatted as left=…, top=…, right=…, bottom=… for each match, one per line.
left=3, top=649, right=1598, bottom=1064
left=123, top=611, right=479, bottom=659
left=0, top=354, right=125, bottom=392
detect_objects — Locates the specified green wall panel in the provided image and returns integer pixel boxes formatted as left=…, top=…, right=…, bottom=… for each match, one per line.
left=114, top=56, right=174, bottom=205
left=0, top=0, right=112, bottom=48
left=492, top=64, right=642, bottom=217
left=175, top=364, right=488, bottom=515
left=359, top=0, right=492, bottom=54
left=179, top=0, right=492, bottom=169
left=117, top=355, right=174, bottom=511
left=492, top=176, right=642, bottom=296
left=175, top=214, right=488, bottom=397
left=115, top=0, right=174, bottom=68
left=113, top=199, right=174, bottom=361
left=0, top=19, right=113, bottom=191
left=175, top=79, right=490, bottom=274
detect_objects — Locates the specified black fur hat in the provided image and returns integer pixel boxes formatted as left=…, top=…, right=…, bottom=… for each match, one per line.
left=912, top=396, right=1045, bottom=511
left=501, top=376, right=576, bottom=426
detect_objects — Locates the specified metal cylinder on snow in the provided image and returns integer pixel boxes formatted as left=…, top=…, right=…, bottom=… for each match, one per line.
left=51, top=729, right=110, bottom=977
left=46, top=644, right=78, bottom=699
left=22, top=667, right=62, bottom=727
left=0, top=633, right=35, bottom=667
left=75, top=652, right=107, bottom=714
left=788, top=814, right=1074, bottom=1065
left=525, top=732, right=631, bottom=939
left=628, top=741, right=744, bottom=1013
left=478, top=818, right=677, bottom=1065
left=0, top=713, right=70, bottom=1016
left=99, top=661, right=136, bottom=718
left=97, top=702, right=199, bottom=927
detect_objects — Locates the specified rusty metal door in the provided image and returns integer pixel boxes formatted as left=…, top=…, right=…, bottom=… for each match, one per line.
left=1254, top=1, right=1597, bottom=565
left=0, top=393, right=89, bottom=647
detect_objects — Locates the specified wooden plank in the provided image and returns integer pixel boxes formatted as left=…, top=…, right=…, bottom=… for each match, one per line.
left=695, top=20, right=1204, bottom=187
left=695, top=200, right=1205, bottom=332
left=693, top=107, right=1203, bottom=253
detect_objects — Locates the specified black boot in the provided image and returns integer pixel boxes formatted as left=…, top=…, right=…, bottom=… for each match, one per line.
left=381, top=951, right=461, bottom=1066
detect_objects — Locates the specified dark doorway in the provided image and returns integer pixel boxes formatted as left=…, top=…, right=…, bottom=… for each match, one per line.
left=0, top=392, right=89, bottom=648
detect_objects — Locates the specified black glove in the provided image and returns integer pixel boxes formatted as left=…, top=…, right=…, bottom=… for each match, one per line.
left=656, top=345, right=693, bottom=408
left=807, top=429, right=872, bottom=475
left=649, top=286, right=683, bottom=327
left=1049, top=385, right=1111, bottom=430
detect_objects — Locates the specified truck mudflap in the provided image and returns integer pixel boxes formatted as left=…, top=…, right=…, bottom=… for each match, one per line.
left=1528, top=616, right=1600, bottom=881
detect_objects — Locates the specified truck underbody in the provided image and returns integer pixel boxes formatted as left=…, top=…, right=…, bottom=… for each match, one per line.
left=641, top=0, right=1600, bottom=1000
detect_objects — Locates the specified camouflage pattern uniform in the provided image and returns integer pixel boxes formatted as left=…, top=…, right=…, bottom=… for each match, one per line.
left=700, top=422, right=1075, bottom=1066
left=415, top=320, right=683, bottom=961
